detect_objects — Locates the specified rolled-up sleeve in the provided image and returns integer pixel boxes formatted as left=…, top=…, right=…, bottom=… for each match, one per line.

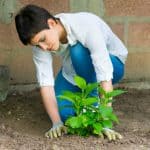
left=84, top=26, right=113, bottom=82
left=32, top=46, right=54, bottom=87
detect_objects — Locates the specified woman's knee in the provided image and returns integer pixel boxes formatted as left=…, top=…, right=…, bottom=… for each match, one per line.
left=69, top=42, right=96, bottom=82
left=112, top=66, right=124, bottom=84
left=110, top=55, right=125, bottom=84
left=70, top=42, right=90, bottom=62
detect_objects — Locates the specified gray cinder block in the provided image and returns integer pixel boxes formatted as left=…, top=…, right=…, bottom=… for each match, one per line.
left=0, top=65, right=9, bottom=101
left=0, top=0, right=18, bottom=24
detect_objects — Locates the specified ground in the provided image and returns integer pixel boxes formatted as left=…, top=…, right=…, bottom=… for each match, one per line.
left=0, top=88, right=150, bottom=150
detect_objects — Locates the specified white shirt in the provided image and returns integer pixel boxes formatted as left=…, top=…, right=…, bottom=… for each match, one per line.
left=32, top=12, right=128, bottom=87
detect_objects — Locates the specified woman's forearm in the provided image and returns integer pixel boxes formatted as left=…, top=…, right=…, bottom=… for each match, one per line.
left=100, top=80, right=113, bottom=106
left=101, top=80, right=113, bottom=92
left=40, top=86, right=61, bottom=124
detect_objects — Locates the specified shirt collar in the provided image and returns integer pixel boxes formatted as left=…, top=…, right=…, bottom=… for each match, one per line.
left=55, top=13, right=77, bottom=46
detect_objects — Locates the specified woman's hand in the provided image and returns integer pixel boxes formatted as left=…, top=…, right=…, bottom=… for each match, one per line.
left=102, top=128, right=123, bottom=141
left=45, top=121, right=67, bottom=138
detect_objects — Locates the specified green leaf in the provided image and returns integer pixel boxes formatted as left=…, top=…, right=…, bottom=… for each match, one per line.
left=57, top=95, right=75, bottom=104
left=82, top=97, right=98, bottom=106
left=93, top=123, right=103, bottom=135
left=107, top=99, right=114, bottom=103
left=59, top=105, right=74, bottom=111
left=109, top=113, right=119, bottom=123
left=62, top=91, right=77, bottom=99
left=65, top=116, right=82, bottom=128
left=74, top=76, right=87, bottom=90
left=99, top=106, right=113, bottom=118
left=79, top=115, right=89, bottom=127
left=85, top=83, right=98, bottom=96
left=67, top=127, right=75, bottom=134
left=106, top=90, right=126, bottom=98
left=102, top=120, right=113, bottom=128
left=74, top=92, right=82, bottom=98
left=98, top=86, right=106, bottom=96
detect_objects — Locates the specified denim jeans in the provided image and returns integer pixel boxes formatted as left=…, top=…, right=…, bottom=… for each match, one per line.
left=54, top=42, right=124, bottom=122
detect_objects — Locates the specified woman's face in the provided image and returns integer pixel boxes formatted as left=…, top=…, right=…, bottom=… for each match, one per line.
left=30, top=19, right=61, bottom=52
left=30, top=29, right=60, bottom=52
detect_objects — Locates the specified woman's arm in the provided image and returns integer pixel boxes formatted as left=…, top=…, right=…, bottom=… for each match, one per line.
left=40, top=86, right=67, bottom=138
left=40, top=86, right=61, bottom=124
left=101, top=80, right=113, bottom=107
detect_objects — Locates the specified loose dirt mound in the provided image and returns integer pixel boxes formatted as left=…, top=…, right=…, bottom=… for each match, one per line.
left=0, top=89, right=150, bottom=150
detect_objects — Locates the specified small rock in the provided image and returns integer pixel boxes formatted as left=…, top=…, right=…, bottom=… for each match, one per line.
left=7, top=111, right=11, bottom=115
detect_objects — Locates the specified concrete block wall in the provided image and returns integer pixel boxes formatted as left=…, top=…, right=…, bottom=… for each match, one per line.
left=0, top=0, right=150, bottom=85
left=104, top=0, right=150, bottom=82
left=0, top=0, right=69, bottom=85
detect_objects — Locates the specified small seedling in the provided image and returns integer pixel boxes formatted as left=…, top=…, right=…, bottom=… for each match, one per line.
left=58, top=75, right=125, bottom=137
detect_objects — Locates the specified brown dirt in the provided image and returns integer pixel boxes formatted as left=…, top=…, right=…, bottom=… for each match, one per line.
left=0, top=88, right=150, bottom=150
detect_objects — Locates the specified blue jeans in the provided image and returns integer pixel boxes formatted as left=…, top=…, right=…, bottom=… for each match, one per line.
left=55, top=42, right=124, bottom=122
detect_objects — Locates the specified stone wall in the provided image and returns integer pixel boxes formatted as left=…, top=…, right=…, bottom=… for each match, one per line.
left=0, top=0, right=150, bottom=85
left=0, top=0, right=69, bottom=84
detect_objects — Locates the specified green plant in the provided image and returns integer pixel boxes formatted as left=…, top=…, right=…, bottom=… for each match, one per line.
left=58, top=76, right=125, bottom=137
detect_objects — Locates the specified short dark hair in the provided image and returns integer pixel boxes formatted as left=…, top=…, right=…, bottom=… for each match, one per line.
left=15, top=4, right=57, bottom=45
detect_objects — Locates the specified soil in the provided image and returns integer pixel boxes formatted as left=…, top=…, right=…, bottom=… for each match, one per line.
left=0, top=88, right=150, bottom=150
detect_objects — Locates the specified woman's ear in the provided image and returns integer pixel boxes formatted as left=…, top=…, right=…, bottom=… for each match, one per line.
left=47, top=19, right=57, bottom=28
